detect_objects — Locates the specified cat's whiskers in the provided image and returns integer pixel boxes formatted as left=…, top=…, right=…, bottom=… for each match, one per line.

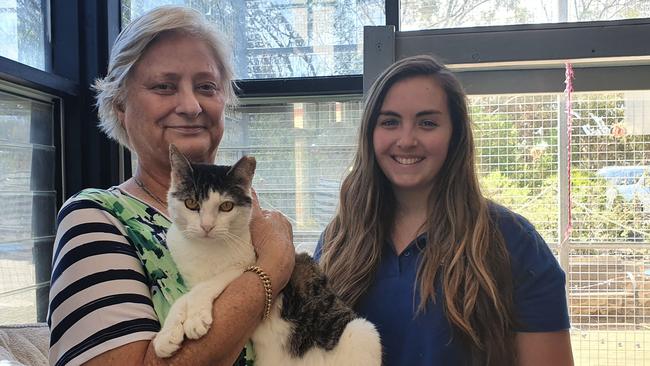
left=214, top=230, right=249, bottom=246
left=211, top=231, right=255, bottom=267
left=181, top=227, right=204, bottom=237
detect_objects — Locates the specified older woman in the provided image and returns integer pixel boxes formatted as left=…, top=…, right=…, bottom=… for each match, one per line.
left=47, top=6, right=295, bottom=366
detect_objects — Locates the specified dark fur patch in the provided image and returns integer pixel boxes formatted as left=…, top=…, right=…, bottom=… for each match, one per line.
left=170, top=162, right=253, bottom=206
left=280, top=253, right=357, bottom=357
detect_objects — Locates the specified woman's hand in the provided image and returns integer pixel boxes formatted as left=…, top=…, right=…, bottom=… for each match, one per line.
left=249, top=189, right=295, bottom=296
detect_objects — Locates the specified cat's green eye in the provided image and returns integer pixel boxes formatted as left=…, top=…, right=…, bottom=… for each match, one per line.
left=184, top=198, right=200, bottom=211
left=219, top=201, right=234, bottom=212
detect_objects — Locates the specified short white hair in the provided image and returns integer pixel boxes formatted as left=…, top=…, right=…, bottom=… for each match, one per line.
left=94, top=6, right=237, bottom=149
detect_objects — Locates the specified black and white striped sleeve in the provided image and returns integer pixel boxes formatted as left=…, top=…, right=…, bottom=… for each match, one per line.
left=47, top=199, right=160, bottom=366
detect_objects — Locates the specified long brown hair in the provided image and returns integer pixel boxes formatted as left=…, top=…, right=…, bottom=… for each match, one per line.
left=320, top=55, right=517, bottom=365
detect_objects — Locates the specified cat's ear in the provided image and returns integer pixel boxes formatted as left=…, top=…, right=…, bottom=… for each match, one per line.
left=169, top=144, right=193, bottom=186
left=228, top=156, right=256, bottom=188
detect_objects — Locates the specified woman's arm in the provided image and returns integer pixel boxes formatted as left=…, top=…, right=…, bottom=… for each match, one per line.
left=49, top=199, right=160, bottom=366
left=84, top=270, right=279, bottom=366
left=516, top=331, right=574, bottom=366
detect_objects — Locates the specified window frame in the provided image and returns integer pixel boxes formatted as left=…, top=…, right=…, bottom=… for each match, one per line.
left=364, top=18, right=650, bottom=94
left=0, top=0, right=124, bottom=323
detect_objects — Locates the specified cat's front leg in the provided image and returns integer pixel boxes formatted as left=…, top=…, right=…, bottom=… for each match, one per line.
left=153, top=294, right=189, bottom=358
left=183, top=269, right=244, bottom=339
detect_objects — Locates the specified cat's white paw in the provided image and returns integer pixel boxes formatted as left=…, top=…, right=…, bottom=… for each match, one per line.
left=154, top=296, right=188, bottom=357
left=153, top=321, right=185, bottom=358
left=183, top=305, right=213, bottom=339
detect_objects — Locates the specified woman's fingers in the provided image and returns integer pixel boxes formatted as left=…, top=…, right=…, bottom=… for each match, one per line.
left=247, top=190, right=295, bottom=292
left=249, top=188, right=293, bottom=245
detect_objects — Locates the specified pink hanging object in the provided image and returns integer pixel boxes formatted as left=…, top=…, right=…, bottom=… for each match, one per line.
left=563, top=62, right=574, bottom=245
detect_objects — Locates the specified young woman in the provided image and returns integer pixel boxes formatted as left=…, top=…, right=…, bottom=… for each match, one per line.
left=316, top=55, right=573, bottom=366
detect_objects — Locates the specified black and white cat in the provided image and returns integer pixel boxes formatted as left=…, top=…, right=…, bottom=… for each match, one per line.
left=153, top=145, right=382, bottom=366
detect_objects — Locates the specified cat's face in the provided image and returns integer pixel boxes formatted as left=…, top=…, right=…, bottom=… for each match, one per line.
left=167, top=144, right=256, bottom=241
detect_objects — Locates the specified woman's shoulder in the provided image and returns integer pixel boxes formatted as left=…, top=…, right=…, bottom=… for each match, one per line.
left=57, top=187, right=124, bottom=222
left=487, top=202, right=541, bottom=247
left=487, top=202, right=536, bottom=234
left=487, top=202, right=556, bottom=271
left=66, top=187, right=125, bottom=205
left=61, top=187, right=121, bottom=208
left=60, top=187, right=166, bottom=224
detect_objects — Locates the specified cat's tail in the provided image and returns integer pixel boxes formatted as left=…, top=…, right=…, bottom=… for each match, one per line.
left=333, top=318, right=382, bottom=366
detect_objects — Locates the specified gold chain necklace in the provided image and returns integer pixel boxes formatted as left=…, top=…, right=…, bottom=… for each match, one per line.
left=133, top=177, right=167, bottom=207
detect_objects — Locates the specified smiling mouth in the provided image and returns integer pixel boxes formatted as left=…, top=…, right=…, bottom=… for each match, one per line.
left=393, top=156, right=424, bottom=165
left=167, top=126, right=206, bottom=133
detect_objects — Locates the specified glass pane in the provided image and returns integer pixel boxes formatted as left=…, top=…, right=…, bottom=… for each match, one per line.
left=0, top=0, right=48, bottom=70
left=569, top=247, right=650, bottom=365
left=470, top=89, right=650, bottom=366
left=216, top=98, right=363, bottom=254
left=0, top=90, right=56, bottom=324
left=571, top=91, right=650, bottom=245
left=0, top=241, right=37, bottom=322
left=473, top=90, right=650, bottom=246
left=401, top=0, right=650, bottom=31
left=473, top=94, right=560, bottom=244
left=121, top=0, right=385, bottom=79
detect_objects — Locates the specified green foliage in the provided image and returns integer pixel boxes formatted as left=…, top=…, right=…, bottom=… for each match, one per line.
left=472, top=95, right=558, bottom=186
left=481, top=171, right=558, bottom=241
left=482, top=167, right=649, bottom=244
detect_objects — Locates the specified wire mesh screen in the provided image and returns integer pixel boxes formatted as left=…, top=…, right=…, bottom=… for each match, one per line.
left=571, top=92, right=650, bottom=244
left=472, top=94, right=560, bottom=243
left=470, top=90, right=650, bottom=365
left=569, top=248, right=650, bottom=365
left=568, top=91, right=650, bottom=365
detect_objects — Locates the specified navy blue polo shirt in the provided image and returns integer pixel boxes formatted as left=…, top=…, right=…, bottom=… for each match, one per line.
left=315, top=204, right=569, bottom=366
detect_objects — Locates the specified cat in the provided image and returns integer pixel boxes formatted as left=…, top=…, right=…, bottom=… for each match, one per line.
left=153, top=144, right=382, bottom=366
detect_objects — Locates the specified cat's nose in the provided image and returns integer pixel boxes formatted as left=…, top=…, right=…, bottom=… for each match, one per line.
left=201, top=223, right=214, bottom=233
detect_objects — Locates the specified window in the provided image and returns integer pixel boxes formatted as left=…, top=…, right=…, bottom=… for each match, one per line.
left=474, top=91, right=650, bottom=244
left=473, top=93, right=560, bottom=242
left=216, top=97, right=362, bottom=253
left=0, top=88, right=57, bottom=324
left=121, top=0, right=385, bottom=79
left=469, top=89, right=650, bottom=365
left=401, top=0, right=650, bottom=31
left=0, top=0, right=49, bottom=70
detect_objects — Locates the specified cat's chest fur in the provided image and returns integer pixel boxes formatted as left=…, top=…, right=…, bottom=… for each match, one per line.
left=166, top=222, right=255, bottom=287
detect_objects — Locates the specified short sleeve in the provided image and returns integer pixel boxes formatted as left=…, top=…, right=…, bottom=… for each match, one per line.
left=48, top=197, right=160, bottom=366
left=498, top=210, right=570, bottom=332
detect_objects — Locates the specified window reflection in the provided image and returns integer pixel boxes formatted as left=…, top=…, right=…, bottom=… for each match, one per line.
left=122, top=0, right=385, bottom=79
left=401, top=0, right=650, bottom=31
left=0, top=0, right=48, bottom=70
left=0, top=90, right=56, bottom=324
